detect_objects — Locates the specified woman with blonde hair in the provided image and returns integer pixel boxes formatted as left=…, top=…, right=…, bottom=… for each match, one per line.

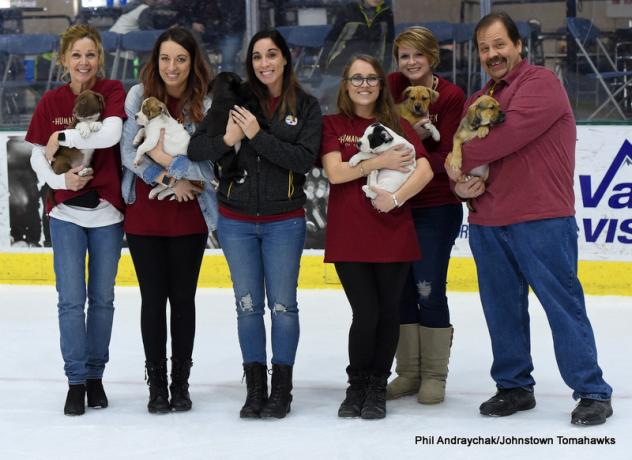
left=321, top=54, right=433, bottom=419
left=385, top=26, right=465, bottom=405
left=26, top=24, right=126, bottom=415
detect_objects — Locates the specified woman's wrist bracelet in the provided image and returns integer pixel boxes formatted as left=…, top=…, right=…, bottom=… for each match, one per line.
left=359, top=162, right=367, bottom=177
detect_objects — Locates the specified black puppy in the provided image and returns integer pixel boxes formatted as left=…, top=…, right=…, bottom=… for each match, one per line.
left=204, top=72, right=267, bottom=183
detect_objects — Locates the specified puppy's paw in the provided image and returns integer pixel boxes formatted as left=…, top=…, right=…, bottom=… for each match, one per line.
left=348, top=155, right=362, bottom=167
left=77, top=167, right=93, bottom=177
left=148, top=184, right=166, bottom=200
left=157, top=188, right=176, bottom=201
left=133, top=155, right=144, bottom=167
left=362, top=185, right=377, bottom=199
left=448, top=155, right=462, bottom=170
left=89, top=121, right=102, bottom=132
left=76, top=124, right=91, bottom=138
left=477, top=126, right=490, bottom=138
left=425, top=123, right=441, bottom=142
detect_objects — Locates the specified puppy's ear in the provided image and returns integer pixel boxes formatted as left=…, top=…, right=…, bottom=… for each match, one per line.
left=95, top=92, right=105, bottom=111
left=467, top=103, right=481, bottom=130
left=380, top=127, right=394, bottom=143
left=402, top=87, right=412, bottom=99
left=429, top=89, right=439, bottom=103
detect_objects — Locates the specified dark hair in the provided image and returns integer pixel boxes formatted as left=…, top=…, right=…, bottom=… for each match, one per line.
left=245, top=29, right=304, bottom=118
left=336, top=54, right=403, bottom=136
left=140, top=26, right=212, bottom=123
left=474, top=11, right=522, bottom=50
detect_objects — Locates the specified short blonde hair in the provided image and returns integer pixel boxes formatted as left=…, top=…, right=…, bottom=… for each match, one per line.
left=58, top=24, right=105, bottom=80
left=393, top=27, right=440, bottom=70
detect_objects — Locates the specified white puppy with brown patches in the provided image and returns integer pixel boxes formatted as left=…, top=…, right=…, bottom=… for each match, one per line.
left=349, top=122, right=416, bottom=199
left=133, top=96, right=191, bottom=198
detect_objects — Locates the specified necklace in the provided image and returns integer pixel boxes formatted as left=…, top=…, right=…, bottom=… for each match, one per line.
left=488, top=80, right=498, bottom=97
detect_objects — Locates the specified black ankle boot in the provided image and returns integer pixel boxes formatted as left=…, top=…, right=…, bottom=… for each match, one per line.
left=338, top=367, right=368, bottom=418
left=240, top=362, right=268, bottom=418
left=86, top=379, right=108, bottom=409
left=170, top=358, right=193, bottom=412
left=260, top=364, right=293, bottom=419
left=361, top=373, right=389, bottom=420
left=64, top=384, right=86, bottom=416
left=145, top=359, right=170, bottom=414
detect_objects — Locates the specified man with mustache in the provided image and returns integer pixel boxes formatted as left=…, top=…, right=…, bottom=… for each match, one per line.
left=445, top=12, right=613, bottom=426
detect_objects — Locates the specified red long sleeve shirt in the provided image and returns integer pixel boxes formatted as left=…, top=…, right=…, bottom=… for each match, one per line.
left=461, top=60, right=576, bottom=226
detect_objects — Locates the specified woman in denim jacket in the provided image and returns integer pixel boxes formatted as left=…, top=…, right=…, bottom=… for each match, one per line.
left=120, top=27, right=217, bottom=414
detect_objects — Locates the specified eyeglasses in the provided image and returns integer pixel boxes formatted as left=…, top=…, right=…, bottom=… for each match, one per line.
left=346, top=74, right=382, bottom=87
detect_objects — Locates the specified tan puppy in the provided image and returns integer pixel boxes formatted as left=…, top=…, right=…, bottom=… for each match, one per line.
left=397, top=85, right=440, bottom=141
left=448, top=95, right=505, bottom=174
left=52, top=89, right=105, bottom=177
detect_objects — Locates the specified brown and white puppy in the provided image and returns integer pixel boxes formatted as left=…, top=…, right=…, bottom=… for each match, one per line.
left=448, top=94, right=505, bottom=177
left=397, top=85, right=440, bottom=142
left=132, top=96, right=190, bottom=166
left=132, top=96, right=192, bottom=199
left=51, top=89, right=105, bottom=177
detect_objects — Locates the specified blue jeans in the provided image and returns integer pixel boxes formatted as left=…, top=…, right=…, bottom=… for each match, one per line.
left=469, top=217, right=612, bottom=400
left=49, top=218, right=123, bottom=384
left=399, top=204, right=463, bottom=327
left=217, top=215, right=305, bottom=366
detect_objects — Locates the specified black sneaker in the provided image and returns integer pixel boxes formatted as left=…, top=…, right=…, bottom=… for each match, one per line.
left=479, top=388, right=536, bottom=416
left=64, top=384, right=86, bottom=416
left=86, top=379, right=108, bottom=409
left=571, top=399, right=613, bottom=426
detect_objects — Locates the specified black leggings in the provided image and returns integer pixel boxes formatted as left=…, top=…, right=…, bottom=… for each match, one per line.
left=335, top=262, right=410, bottom=375
left=127, top=233, right=207, bottom=363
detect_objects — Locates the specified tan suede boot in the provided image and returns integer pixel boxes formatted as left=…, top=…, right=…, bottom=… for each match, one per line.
left=386, top=324, right=421, bottom=400
left=417, top=325, right=453, bottom=404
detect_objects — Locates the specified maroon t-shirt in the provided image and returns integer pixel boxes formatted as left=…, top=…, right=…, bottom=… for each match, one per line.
left=124, top=97, right=207, bottom=236
left=25, top=79, right=126, bottom=214
left=321, top=114, right=428, bottom=263
left=387, top=72, right=464, bottom=208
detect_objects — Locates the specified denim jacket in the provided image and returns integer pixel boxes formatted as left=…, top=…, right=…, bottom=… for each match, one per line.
left=121, top=83, right=218, bottom=231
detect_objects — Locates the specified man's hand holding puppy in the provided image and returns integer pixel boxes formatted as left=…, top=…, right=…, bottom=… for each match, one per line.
left=444, top=152, right=486, bottom=199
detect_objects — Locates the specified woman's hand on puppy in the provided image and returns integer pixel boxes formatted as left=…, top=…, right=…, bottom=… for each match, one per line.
left=375, top=144, right=414, bottom=172
left=231, top=105, right=261, bottom=140
left=147, top=129, right=174, bottom=168
left=223, top=111, right=245, bottom=147
left=171, top=179, right=203, bottom=202
left=64, top=165, right=93, bottom=191
left=412, top=118, right=432, bottom=140
left=371, top=187, right=398, bottom=213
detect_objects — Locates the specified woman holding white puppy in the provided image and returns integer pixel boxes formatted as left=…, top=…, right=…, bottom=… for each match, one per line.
left=386, top=27, right=465, bottom=405
left=26, top=24, right=126, bottom=416
left=120, top=27, right=216, bottom=414
left=321, top=54, right=433, bottom=419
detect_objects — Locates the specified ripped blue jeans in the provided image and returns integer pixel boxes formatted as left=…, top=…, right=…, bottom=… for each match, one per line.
left=217, top=214, right=305, bottom=366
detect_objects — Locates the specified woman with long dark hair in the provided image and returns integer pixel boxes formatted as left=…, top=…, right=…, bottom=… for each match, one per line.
left=188, top=29, right=322, bottom=419
left=120, top=27, right=216, bottom=414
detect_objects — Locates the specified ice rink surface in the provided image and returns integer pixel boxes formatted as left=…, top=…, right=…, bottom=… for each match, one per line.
left=0, top=285, right=630, bottom=460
